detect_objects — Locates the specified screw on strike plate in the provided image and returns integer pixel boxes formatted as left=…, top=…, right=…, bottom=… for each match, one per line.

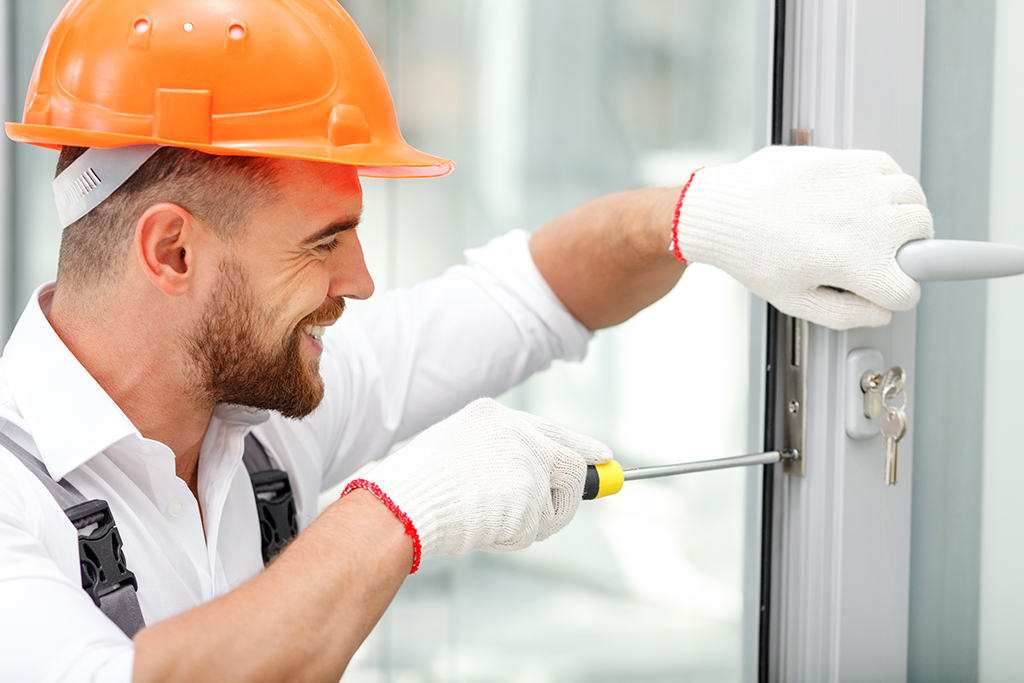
left=788, top=400, right=800, bottom=414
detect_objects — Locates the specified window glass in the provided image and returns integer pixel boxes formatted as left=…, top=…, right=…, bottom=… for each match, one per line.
left=978, top=1, right=1024, bottom=680
left=335, top=2, right=760, bottom=681
left=9, top=0, right=66, bottom=320
left=910, top=1, right=1024, bottom=680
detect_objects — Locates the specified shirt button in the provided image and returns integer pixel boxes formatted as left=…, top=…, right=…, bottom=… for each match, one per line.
left=167, top=499, right=183, bottom=517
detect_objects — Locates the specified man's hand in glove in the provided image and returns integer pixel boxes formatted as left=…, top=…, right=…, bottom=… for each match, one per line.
left=341, top=398, right=613, bottom=573
left=531, top=144, right=933, bottom=333
left=673, top=145, right=933, bottom=329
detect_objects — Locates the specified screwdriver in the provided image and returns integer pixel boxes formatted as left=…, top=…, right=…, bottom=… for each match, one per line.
left=582, top=449, right=800, bottom=500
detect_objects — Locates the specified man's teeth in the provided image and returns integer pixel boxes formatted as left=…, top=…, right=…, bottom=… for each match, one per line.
left=304, top=325, right=326, bottom=340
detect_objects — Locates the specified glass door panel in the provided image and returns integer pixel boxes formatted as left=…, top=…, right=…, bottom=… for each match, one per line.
left=979, top=4, right=1024, bottom=679
left=909, top=1, right=1024, bottom=681
left=8, top=0, right=68, bottom=331
left=333, top=2, right=763, bottom=681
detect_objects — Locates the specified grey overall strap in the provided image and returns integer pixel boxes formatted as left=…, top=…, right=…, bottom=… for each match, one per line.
left=0, top=431, right=146, bottom=638
left=243, top=433, right=298, bottom=564
left=242, top=432, right=273, bottom=472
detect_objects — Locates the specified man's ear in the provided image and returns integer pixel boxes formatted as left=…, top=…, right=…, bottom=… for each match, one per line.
left=134, top=203, right=208, bottom=297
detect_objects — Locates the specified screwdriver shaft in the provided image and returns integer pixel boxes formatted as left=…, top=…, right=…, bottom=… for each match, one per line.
left=621, top=449, right=798, bottom=481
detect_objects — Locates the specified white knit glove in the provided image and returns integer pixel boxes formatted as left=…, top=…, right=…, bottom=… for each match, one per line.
left=342, top=398, right=612, bottom=572
left=674, top=145, right=934, bottom=329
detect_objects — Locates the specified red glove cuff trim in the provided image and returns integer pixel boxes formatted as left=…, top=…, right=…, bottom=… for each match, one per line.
left=670, top=167, right=703, bottom=263
left=340, top=479, right=423, bottom=575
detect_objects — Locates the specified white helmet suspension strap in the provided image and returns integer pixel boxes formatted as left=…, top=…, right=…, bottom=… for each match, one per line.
left=52, top=145, right=161, bottom=228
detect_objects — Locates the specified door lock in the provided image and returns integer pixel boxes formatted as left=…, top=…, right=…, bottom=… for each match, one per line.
left=860, top=369, right=884, bottom=419
left=846, top=348, right=884, bottom=439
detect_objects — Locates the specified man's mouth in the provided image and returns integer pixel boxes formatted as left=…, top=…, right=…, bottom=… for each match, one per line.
left=298, top=298, right=346, bottom=344
left=303, top=324, right=327, bottom=340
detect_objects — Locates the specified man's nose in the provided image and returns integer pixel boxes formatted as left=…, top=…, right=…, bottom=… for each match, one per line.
left=327, top=232, right=375, bottom=300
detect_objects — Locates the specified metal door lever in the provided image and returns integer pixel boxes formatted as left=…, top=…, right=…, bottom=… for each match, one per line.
left=897, top=239, right=1024, bottom=281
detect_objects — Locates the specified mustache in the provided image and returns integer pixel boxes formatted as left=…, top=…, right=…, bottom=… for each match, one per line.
left=299, top=296, right=346, bottom=328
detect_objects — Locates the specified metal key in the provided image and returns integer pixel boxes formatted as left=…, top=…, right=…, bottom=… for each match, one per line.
left=880, top=405, right=906, bottom=485
left=879, top=365, right=908, bottom=485
left=882, top=366, right=906, bottom=400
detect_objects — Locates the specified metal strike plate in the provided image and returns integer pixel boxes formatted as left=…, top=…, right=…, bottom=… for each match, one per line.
left=782, top=315, right=808, bottom=475
left=846, top=348, right=885, bottom=439
left=777, top=131, right=813, bottom=475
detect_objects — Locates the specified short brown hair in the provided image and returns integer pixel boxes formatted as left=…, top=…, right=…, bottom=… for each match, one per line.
left=55, top=146, right=280, bottom=290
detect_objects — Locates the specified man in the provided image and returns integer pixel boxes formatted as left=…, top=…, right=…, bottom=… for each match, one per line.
left=0, top=0, right=932, bottom=681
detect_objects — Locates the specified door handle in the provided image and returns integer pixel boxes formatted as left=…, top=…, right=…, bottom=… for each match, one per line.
left=896, top=239, right=1024, bottom=281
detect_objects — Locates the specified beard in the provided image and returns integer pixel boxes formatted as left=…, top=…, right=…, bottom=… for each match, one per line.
left=184, top=259, right=345, bottom=419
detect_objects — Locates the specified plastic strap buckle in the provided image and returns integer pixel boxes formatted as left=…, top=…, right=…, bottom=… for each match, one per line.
left=66, top=499, right=138, bottom=607
left=250, top=469, right=298, bottom=564
left=52, top=145, right=160, bottom=228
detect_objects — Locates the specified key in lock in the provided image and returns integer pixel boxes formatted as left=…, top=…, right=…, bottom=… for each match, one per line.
left=880, top=366, right=908, bottom=486
left=860, top=370, right=884, bottom=419
left=880, top=406, right=906, bottom=485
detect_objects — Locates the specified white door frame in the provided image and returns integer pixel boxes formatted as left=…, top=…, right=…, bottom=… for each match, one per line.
left=763, top=1, right=926, bottom=681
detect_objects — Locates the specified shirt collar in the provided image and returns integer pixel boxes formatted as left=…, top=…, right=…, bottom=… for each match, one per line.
left=1, top=283, right=269, bottom=481
left=2, top=283, right=140, bottom=480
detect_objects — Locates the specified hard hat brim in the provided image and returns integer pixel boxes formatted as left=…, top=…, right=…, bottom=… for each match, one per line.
left=5, top=122, right=455, bottom=179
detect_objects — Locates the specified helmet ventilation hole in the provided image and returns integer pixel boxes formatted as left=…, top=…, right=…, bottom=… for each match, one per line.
left=133, top=18, right=150, bottom=34
left=183, top=22, right=195, bottom=33
left=228, top=23, right=246, bottom=39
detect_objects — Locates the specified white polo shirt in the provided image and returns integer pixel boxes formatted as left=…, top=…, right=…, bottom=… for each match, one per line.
left=0, top=230, right=591, bottom=683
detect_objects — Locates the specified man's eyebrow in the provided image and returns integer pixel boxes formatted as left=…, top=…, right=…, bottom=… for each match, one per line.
left=300, top=216, right=362, bottom=247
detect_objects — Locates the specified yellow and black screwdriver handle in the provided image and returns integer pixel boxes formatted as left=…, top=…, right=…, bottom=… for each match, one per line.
left=582, top=461, right=624, bottom=500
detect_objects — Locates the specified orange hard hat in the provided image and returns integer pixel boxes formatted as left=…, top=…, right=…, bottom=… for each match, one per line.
left=5, top=0, right=454, bottom=178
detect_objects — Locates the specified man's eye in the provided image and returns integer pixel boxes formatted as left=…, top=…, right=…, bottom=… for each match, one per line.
left=316, top=238, right=341, bottom=253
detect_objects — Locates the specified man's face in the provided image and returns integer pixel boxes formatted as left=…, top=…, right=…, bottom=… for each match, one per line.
left=184, top=160, right=371, bottom=418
